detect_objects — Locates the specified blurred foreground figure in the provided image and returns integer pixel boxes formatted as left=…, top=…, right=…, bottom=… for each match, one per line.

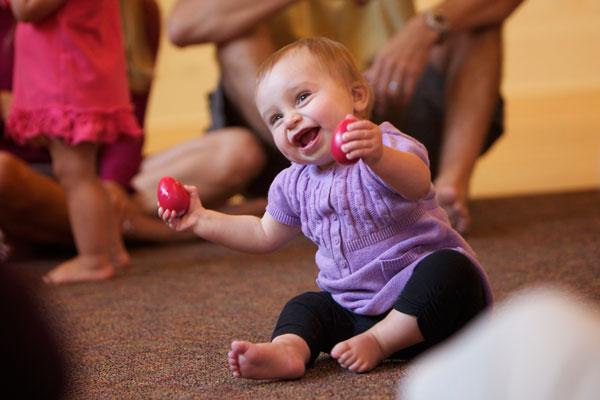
left=399, top=286, right=600, bottom=400
left=0, top=265, right=69, bottom=399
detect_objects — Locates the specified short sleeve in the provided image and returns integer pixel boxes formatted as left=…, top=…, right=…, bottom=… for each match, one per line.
left=266, top=168, right=301, bottom=227
left=362, top=122, right=433, bottom=196
left=380, top=122, right=430, bottom=167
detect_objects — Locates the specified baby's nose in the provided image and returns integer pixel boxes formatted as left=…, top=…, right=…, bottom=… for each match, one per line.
left=284, top=113, right=301, bottom=130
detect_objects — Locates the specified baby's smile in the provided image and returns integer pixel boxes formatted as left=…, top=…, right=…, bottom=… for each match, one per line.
left=292, top=127, right=320, bottom=148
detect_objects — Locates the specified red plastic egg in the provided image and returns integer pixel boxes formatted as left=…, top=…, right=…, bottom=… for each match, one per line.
left=157, top=176, right=190, bottom=216
left=331, top=117, right=358, bottom=165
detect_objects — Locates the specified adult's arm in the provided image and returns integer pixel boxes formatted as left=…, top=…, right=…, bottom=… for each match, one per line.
left=9, top=0, right=65, bottom=22
left=435, top=0, right=524, bottom=33
left=366, top=0, right=524, bottom=111
left=168, top=0, right=296, bottom=46
left=141, top=0, right=161, bottom=59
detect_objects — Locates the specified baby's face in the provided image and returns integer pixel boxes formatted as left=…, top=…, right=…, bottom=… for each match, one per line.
left=255, top=49, right=356, bottom=166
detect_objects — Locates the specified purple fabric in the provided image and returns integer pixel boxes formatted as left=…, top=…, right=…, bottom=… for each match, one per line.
left=267, top=122, right=492, bottom=315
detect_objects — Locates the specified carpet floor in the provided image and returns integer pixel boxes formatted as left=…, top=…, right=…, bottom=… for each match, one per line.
left=7, top=190, right=600, bottom=399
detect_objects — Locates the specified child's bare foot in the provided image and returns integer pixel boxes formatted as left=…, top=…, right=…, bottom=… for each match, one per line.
left=228, top=338, right=307, bottom=380
left=111, top=249, right=131, bottom=269
left=330, top=331, right=386, bottom=373
left=436, top=185, right=470, bottom=234
left=43, top=255, right=116, bottom=284
left=332, top=310, right=423, bottom=373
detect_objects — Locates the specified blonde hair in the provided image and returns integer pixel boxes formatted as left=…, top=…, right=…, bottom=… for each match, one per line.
left=256, top=37, right=374, bottom=118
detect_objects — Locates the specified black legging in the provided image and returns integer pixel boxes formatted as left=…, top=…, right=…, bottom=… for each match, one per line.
left=272, top=249, right=488, bottom=365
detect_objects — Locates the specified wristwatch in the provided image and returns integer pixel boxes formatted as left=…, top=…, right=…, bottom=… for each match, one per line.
left=423, top=9, right=449, bottom=43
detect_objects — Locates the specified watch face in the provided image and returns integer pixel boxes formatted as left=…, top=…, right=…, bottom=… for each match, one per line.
left=433, top=13, right=447, bottom=25
left=424, top=9, right=449, bottom=42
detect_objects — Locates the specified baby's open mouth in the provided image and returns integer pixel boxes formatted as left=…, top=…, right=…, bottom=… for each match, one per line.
left=293, top=128, right=319, bottom=148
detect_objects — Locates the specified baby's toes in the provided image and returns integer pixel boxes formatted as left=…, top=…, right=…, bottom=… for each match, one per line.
left=339, top=351, right=357, bottom=368
left=330, top=341, right=349, bottom=359
left=348, top=359, right=367, bottom=373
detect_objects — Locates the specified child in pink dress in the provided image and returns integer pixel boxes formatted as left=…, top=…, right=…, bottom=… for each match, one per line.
left=6, top=0, right=142, bottom=283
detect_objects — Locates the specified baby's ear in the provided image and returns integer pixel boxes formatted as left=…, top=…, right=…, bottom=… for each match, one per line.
left=351, top=81, right=370, bottom=117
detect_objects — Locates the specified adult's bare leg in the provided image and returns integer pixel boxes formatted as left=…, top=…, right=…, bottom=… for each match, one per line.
left=434, top=26, right=502, bottom=233
left=128, top=28, right=275, bottom=241
left=132, top=127, right=265, bottom=213
left=0, top=151, right=71, bottom=243
left=104, top=180, right=198, bottom=243
left=217, top=24, right=275, bottom=144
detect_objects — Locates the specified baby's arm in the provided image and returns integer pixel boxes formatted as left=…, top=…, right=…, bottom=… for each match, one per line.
left=341, top=117, right=431, bottom=200
left=10, top=0, right=66, bottom=22
left=159, top=186, right=301, bottom=253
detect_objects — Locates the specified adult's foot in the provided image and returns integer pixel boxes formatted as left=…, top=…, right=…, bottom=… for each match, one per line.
left=228, top=340, right=306, bottom=380
left=435, top=184, right=471, bottom=234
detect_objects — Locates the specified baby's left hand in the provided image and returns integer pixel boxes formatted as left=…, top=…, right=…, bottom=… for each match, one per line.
left=157, top=185, right=203, bottom=232
left=340, top=118, right=383, bottom=165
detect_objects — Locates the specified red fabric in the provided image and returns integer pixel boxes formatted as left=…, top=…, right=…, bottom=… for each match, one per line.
left=7, top=0, right=141, bottom=145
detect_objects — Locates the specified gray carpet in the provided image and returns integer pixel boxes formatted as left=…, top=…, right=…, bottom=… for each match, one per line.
left=7, top=190, right=600, bottom=399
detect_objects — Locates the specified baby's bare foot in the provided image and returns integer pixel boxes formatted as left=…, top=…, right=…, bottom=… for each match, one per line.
left=228, top=340, right=306, bottom=380
left=43, top=256, right=115, bottom=284
left=330, top=331, right=385, bottom=373
left=436, top=186, right=470, bottom=234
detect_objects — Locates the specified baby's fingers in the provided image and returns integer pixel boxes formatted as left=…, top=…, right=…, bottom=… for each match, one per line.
left=159, top=208, right=176, bottom=223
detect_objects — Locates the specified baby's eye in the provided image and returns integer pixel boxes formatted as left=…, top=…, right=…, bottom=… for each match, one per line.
left=269, top=113, right=283, bottom=126
left=295, top=91, right=311, bottom=104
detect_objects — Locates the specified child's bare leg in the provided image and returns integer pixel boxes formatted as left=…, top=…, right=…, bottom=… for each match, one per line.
left=44, top=141, right=117, bottom=284
left=102, top=181, right=131, bottom=267
left=228, top=333, right=310, bottom=380
left=109, top=217, right=130, bottom=268
left=331, top=310, right=424, bottom=373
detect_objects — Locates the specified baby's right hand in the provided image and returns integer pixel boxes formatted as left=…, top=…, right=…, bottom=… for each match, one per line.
left=157, top=185, right=203, bottom=232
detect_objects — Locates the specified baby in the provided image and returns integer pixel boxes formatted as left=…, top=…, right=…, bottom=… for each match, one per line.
left=160, top=37, right=491, bottom=379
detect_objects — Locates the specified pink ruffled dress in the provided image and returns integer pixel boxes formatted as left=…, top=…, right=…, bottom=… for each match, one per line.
left=7, top=0, right=141, bottom=145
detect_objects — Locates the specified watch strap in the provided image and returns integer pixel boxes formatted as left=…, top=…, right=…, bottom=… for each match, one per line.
left=423, top=9, right=449, bottom=43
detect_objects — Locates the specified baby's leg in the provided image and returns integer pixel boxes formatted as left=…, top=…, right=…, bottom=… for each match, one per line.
left=44, top=141, right=118, bottom=284
left=331, top=310, right=424, bottom=373
left=228, top=334, right=309, bottom=379
left=332, top=249, right=488, bottom=373
left=228, top=291, right=348, bottom=379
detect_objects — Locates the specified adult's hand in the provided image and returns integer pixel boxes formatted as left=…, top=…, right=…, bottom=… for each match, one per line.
left=168, top=0, right=296, bottom=46
left=364, top=15, right=439, bottom=116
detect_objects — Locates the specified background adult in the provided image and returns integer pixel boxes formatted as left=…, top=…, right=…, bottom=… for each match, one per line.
left=166, top=0, right=524, bottom=233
